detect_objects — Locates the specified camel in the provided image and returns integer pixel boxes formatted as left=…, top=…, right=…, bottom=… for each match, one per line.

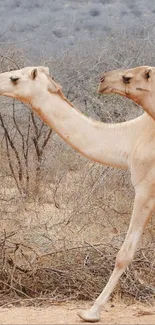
left=0, top=66, right=154, bottom=322
left=99, top=65, right=155, bottom=120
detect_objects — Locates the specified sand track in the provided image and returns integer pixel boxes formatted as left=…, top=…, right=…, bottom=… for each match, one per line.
left=0, top=302, right=155, bottom=324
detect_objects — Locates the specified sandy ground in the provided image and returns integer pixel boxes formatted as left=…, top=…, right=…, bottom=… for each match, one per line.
left=0, top=302, right=155, bottom=324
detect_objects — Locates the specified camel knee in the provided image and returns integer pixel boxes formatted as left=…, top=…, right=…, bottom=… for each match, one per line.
left=115, top=249, right=134, bottom=270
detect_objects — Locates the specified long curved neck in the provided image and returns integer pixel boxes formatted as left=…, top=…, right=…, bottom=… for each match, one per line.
left=31, top=91, right=149, bottom=169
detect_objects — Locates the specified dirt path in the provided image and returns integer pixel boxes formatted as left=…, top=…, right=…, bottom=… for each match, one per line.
left=0, top=302, right=155, bottom=324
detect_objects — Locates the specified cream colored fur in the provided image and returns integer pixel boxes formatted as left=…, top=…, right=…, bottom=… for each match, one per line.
left=0, top=66, right=154, bottom=322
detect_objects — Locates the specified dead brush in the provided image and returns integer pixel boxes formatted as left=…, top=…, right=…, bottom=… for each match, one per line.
left=0, top=232, right=154, bottom=307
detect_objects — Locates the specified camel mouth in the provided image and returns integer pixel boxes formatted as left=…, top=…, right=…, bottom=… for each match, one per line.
left=112, top=89, right=126, bottom=96
left=98, top=85, right=111, bottom=94
left=98, top=85, right=129, bottom=98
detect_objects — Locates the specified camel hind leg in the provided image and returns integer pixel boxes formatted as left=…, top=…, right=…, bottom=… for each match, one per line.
left=77, top=185, right=155, bottom=322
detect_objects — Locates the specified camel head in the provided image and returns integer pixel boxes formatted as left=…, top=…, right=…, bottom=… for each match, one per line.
left=0, top=66, right=62, bottom=103
left=98, top=66, right=155, bottom=119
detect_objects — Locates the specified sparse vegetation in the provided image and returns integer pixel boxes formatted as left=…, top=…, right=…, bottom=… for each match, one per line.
left=0, top=19, right=155, bottom=308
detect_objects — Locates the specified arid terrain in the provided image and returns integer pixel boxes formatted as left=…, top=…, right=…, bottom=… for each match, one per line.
left=0, top=1, right=155, bottom=324
left=0, top=302, right=155, bottom=324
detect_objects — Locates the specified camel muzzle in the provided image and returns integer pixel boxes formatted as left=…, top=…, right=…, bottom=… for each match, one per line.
left=98, top=84, right=108, bottom=94
left=100, top=75, right=105, bottom=83
left=98, top=74, right=111, bottom=94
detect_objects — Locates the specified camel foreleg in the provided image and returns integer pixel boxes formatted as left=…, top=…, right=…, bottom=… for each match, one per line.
left=77, top=186, right=155, bottom=322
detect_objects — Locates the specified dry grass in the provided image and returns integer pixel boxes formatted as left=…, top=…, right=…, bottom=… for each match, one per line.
left=0, top=234, right=154, bottom=307
left=0, top=32, right=155, bottom=307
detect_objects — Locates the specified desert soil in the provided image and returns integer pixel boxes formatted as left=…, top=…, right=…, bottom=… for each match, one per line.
left=0, top=302, right=155, bottom=324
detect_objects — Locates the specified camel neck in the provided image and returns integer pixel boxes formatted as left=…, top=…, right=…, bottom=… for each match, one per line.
left=31, top=91, right=147, bottom=169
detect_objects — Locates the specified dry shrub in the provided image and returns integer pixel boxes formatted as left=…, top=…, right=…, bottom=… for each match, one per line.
left=0, top=232, right=154, bottom=307
left=0, top=29, right=155, bottom=306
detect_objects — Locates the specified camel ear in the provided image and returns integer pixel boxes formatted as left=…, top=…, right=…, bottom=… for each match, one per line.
left=145, top=68, right=153, bottom=80
left=31, top=68, right=37, bottom=80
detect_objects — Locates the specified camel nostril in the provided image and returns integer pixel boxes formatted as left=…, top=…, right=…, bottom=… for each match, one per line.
left=100, top=75, right=105, bottom=83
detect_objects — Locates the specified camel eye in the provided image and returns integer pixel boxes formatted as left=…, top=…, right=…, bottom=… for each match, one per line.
left=122, top=76, right=131, bottom=84
left=10, top=76, right=19, bottom=84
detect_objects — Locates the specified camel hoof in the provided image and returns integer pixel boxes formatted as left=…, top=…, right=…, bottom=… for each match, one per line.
left=77, top=309, right=100, bottom=322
